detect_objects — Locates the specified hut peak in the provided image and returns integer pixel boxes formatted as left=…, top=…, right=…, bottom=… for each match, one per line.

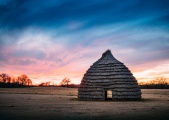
left=93, top=49, right=117, bottom=65
left=101, top=49, right=115, bottom=60
left=102, top=49, right=114, bottom=58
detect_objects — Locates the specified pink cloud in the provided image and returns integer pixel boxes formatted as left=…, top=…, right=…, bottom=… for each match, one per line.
left=1, top=27, right=169, bottom=85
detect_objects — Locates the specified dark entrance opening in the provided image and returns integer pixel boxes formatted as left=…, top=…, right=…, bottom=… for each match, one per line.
left=105, top=90, right=112, bottom=100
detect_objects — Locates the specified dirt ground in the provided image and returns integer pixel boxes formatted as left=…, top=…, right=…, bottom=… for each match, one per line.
left=0, top=87, right=169, bottom=120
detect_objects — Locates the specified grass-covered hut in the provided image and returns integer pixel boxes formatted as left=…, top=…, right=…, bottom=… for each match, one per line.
left=78, top=50, right=141, bottom=101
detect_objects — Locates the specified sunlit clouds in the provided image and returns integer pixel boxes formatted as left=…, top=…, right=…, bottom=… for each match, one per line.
left=0, top=0, right=169, bottom=84
left=133, top=63, right=169, bottom=82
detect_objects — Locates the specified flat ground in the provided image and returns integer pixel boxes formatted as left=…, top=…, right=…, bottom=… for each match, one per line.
left=0, top=87, right=169, bottom=120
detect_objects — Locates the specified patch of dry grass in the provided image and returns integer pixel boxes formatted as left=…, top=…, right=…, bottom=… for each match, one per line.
left=0, top=87, right=77, bottom=96
left=0, top=87, right=169, bottom=120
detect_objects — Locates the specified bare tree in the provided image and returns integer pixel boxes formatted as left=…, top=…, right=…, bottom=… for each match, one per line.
left=16, top=74, right=32, bottom=86
left=156, top=76, right=167, bottom=85
left=20, top=74, right=28, bottom=85
left=10, top=77, right=16, bottom=83
left=39, top=81, right=51, bottom=86
left=149, top=80, right=157, bottom=85
left=27, top=79, right=32, bottom=86
left=6, top=76, right=11, bottom=83
left=0, top=75, right=3, bottom=82
left=1, top=73, right=11, bottom=83
left=60, top=77, right=71, bottom=87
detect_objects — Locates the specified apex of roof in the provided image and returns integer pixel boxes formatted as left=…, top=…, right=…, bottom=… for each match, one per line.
left=101, top=49, right=115, bottom=60
left=93, top=49, right=118, bottom=65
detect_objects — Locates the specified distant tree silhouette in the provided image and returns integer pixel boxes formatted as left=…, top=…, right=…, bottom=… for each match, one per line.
left=60, top=77, right=71, bottom=87
left=11, top=77, right=17, bottom=84
left=27, top=79, right=32, bottom=86
left=0, top=75, right=3, bottom=82
left=17, top=74, right=30, bottom=86
left=1, top=73, right=9, bottom=83
left=148, top=76, right=168, bottom=85
left=139, top=76, right=169, bottom=89
left=39, top=81, right=51, bottom=86
left=156, top=76, right=167, bottom=85
left=0, top=73, right=32, bottom=87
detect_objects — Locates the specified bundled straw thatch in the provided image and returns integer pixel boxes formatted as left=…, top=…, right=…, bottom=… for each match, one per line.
left=78, top=50, right=141, bottom=101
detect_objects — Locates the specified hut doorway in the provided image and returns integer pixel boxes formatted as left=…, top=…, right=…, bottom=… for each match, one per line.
left=105, top=90, right=112, bottom=100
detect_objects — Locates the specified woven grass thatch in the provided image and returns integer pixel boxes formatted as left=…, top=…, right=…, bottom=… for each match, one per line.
left=78, top=50, right=141, bottom=101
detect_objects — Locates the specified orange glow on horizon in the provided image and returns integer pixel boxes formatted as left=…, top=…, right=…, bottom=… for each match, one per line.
left=2, top=62, right=169, bottom=85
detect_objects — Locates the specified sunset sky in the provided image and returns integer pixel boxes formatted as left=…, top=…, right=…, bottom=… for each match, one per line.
left=0, top=0, right=169, bottom=85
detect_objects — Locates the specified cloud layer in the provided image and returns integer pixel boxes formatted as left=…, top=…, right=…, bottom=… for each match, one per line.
left=0, top=0, right=169, bottom=84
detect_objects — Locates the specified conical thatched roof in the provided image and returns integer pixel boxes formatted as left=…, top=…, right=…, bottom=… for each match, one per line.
left=78, top=50, right=141, bottom=101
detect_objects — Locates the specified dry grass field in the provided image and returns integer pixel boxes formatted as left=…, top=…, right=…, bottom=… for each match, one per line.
left=0, top=87, right=169, bottom=120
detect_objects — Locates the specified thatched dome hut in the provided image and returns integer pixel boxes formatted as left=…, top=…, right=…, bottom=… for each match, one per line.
left=78, top=50, right=141, bottom=101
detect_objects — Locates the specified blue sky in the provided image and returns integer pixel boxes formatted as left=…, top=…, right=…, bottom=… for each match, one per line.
left=0, top=0, right=169, bottom=84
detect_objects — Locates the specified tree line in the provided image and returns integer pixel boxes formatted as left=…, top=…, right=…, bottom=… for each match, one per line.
left=38, top=77, right=80, bottom=88
left=0, top=73, right=32, bottom=88
left=58, top=77, right=80, bottom=88
left=139, top=76, right=169, bottom=89
left=37, top=76, right=169, bottom=89
left=1, top=73, right=168, bottom=89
